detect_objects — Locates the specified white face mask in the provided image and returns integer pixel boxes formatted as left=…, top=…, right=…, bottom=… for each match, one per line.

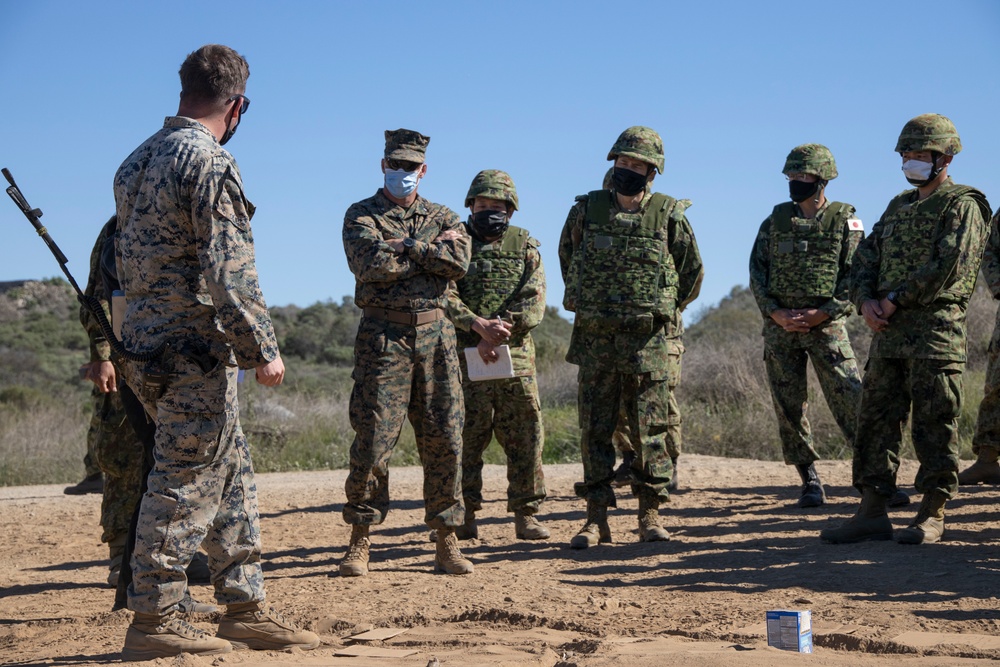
left=902, top=159, right=933, bottom=183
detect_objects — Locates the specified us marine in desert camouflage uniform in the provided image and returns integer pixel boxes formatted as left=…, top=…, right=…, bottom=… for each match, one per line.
left=340, top=128, right=474, bottom=577
left=114, top=44, right=318, bottom=659
left=559, top=126, right=703, bottom=549
left=446, top=170, right=549, bottom=542
left=821, top=114, right=992, bottom=546
left=748, top=144, right=869, bottom=509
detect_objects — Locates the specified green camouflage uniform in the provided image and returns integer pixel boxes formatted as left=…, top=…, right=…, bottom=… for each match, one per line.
left=970, top=211, right=1000, bottom=456
left=612, top=310, right=684, bottom=459
left=851, top=178, right=991, bottom=498
left=447, top=224, right=547, bottom=515
left=559, top=189, right=703, bottom=507
left=81, top=219, right=143, bottom=545
left=115, top=116, right=278, bottom=615
left=343, top=190, right=471, bottom=529
left=749, top=200, right=864, bottom=464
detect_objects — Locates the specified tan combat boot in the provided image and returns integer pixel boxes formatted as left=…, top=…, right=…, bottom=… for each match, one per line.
left=896, top=491, right=947, bottom=544
left=339, top=525, right=370, bottom=577
left=122, top=611, right=232, bottom=661
left=217, top=602, right=320, bottom=651
left=435, top=529, right=474, bottom=574
left=819, top=486, right=893, bottom=543
left=514, top=511, right=550, bottom=540
left=957, top=447, right=1000, bottom=485
left=638, top=497, right=670, bottom=542
left=455, top=509, right=478, bottom=540
left=570, top=500, right=612, bottom=549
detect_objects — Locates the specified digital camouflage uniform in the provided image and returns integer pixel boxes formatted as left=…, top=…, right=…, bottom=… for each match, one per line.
left=81, top=218, right=143, bottom=556
left=342, top=184, right=471, bottom=530
left=749, top=199, right=864, bottom=465
left=966, top=211, right=1000, bottom=463
left=448, top=222, right=547, bottom=517
left=850, top=176, right=991, bottom=500
left=115, top=116, right=278, bottom=615
left=559, top=137, right=704, bottom=511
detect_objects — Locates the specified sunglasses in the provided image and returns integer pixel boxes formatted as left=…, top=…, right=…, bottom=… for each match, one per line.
left=228, top=94, right=250, bottom=114
left=386, top=159, right=421, bottom=172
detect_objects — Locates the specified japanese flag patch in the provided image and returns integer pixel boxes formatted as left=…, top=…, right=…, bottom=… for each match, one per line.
left=847, top=217, right=865, bottom=232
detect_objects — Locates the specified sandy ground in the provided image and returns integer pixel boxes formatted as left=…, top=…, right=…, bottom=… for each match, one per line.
left=2, top=455, right=1000, bottom=666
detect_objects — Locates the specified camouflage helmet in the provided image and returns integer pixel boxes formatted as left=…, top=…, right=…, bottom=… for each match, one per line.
left=607, top=126, right=664, bottom=174
left=464, top=169, right=519, bottom=211
left=895, top=113, right=962, bottom=155
left=783, top=144, right=838, bottom=180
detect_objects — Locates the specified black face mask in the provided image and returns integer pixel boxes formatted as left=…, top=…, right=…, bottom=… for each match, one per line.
left=220, top=114, right=240, bottom=146
left=470, top=210, right=509, bottom=241
left=788, top=179, right=820, bottom=203
left=612, top=166, right=648, bottom=197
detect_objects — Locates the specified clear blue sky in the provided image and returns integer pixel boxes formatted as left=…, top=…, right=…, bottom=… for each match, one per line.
left=2, top=1, right=998, bottom=320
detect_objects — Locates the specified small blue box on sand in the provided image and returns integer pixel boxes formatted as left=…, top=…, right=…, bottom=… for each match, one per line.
left=766, top=610, right=813, bottom=653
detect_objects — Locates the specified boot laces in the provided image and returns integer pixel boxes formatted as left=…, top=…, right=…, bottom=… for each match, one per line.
left=161, top=615, right=209, bottom=639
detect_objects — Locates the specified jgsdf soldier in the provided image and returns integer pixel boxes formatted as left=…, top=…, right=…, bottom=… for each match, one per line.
left=601, top=169, right=686, bottom=492
left=958, top=210, right=1000, bottom=486
left=821, top=114, right=992, bottom=545
left=80, top=217, right=143, bottom=587
left=559, top=126, right=703, bottom=548
left=446, top=170, right=549, bottom=541
left=340, top=128, right=474, bottom=576
left=114, top=45, right=319, bottom=658
left=748, top=144, right=867, bottom=508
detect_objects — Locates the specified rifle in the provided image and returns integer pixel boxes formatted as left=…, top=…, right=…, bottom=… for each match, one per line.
left=3, top=167, right=164, bottom=364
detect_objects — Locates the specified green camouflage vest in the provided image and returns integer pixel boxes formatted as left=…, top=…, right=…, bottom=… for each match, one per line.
left=876, top=182, right=989, bottom=300
left=768, top=201, right=854, bottom=300
left=455, top=225, right=530, bottom=346
left=565, top=190, right=680, bottom=331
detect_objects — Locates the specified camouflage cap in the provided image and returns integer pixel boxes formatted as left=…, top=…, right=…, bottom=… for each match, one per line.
left=384, top=128, right=430, bottom=163
left=465, top=169, right=519, bottom=210
left=783, top=144, right=838, bottom=180
left=607, top=126, right=664, bottom=174
left=895, top=113, right=962, bottom=155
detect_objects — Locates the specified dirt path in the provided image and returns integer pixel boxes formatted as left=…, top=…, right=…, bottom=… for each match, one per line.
left=2, top=455, right=1000, bottom=666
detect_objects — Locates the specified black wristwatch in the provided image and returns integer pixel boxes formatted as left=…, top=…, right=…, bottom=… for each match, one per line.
left=402, top=237, right=416, bottom=252
left=886, top=290, right=901, bottom=307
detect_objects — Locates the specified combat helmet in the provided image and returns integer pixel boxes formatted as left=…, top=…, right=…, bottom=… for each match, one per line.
left=464, top=169, right=519, bottom=210
left=895, top=114, right=962, bottom=155
left=783, top=144, right=838, bottom=180
left=607, top=126, right=664, bottom=174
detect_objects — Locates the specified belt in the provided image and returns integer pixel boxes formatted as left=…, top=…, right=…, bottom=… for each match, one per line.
left=363, top=306, right=446, bottom=326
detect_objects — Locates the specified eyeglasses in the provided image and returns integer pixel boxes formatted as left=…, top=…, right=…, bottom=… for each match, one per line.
left=229, top=95, right=250, bottom=114
left=386, top=158, right=421, bottom=172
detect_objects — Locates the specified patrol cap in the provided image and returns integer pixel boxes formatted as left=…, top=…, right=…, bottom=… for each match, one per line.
left=384, top=128, right=430, bottom=163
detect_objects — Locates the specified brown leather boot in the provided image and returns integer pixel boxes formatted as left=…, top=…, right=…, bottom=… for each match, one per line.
left=435, top=529, right=474, bottom=574
left=122, top=611, right=232, bottom=661
left=514, top=512, right=550, bottom=540
left=896, top=491, right=947, bottom=544
left=217, top=602, right=320, bottom=651
left=570, top=500, right=612, bottom=549
left=957, top=447, right=1000, bottom=485
left=819, top=486, right=893, bottom=543
left=339, top=525, right=370, bottom=577
left=638, top=496, right=670, bottom=542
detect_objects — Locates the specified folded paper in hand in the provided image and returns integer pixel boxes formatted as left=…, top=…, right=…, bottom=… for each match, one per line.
left=464, top=345, right=514, bottom=381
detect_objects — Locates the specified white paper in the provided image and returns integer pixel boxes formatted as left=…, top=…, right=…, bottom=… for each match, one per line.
left=464, top=345, right=515, bottom=381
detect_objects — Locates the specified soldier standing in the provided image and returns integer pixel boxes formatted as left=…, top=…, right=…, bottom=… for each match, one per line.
left=340, top=129, right=474, bottom=576
left=958, top=210, right=1000, bottom=486
left=114, top=44, right=318, bottom=658
left=559, top=126, right=703, bottom=548
left=447, top=170, right=549, bottom=541
left=748, top=144, right=868, bottom=508
left=821, top=114, right=992, bottom=545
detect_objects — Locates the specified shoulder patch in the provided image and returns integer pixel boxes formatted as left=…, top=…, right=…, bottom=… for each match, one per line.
left=847, top=217, right=865, bottom=232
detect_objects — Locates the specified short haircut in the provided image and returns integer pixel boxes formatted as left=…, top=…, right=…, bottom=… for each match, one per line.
left=178, top=44, right=249, bottom=106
